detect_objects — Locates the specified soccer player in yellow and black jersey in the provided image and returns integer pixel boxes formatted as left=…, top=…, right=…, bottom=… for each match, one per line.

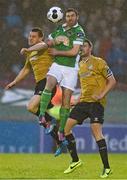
left=63, top=39, right=116, bottom=178
left=5, top=27, right=61, bottom=146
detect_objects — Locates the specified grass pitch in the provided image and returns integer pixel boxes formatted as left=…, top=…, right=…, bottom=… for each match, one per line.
left=0, top=153, right=126, bottom=179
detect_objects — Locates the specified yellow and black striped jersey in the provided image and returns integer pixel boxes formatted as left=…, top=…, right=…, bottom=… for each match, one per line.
left=79, top=55, right=113, bottom=106
left=25, top=49, right=53, bottom=83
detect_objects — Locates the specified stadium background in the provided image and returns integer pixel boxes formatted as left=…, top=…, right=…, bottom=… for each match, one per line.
left=0, top=0, right=127, bottom=154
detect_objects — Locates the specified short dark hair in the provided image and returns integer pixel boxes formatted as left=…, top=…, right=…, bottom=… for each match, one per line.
left=31, top=27, right=44, bottom=37
left=65, top=8, right=79, bottom=16
left=84, top=38, right=93, bottom=48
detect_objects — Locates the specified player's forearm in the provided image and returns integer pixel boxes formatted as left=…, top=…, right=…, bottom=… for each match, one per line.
left=28, top=42, right=48, bottom=51
left=55, top=44, right=80, bottom=57
left=56, top=50, right=75, bottom=56
left=101, top=76, right=116, bottom=97
left=14, top=68, right=30, bottom=84
left=56, top=48, right=80, bottom=57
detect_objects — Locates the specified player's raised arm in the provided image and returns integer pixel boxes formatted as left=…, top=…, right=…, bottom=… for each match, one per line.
left=20, top=42, right=48, bottom=55
left=20, top=48, right=30, bottom=55
left=28, top=41, right=48, bottom=51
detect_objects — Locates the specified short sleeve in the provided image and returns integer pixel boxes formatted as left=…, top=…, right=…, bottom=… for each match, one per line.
left=99, top=59, right=113, bottom=78
left=73, top=31, right=85, bottom=45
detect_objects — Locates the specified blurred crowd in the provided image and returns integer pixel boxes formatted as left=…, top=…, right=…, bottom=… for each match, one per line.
left=0, top=0, right=127, bottom=87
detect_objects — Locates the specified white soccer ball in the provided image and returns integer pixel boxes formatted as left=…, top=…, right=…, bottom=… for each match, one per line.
left=47, top=7, right=63, bottom=23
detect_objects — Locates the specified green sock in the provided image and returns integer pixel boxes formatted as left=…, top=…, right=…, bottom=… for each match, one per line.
left=59, top=107, right=70, bottom=132
left=40, top=89, right=52, bottom=115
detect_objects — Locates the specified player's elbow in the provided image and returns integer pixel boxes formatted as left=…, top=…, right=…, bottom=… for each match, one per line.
left=113, top=78, right=117, bottom=88
left=110, top=77, right=117, bottom=88
left=71, top=45, right=81, bottom=56
left=27, top=103, right=36, bottom=114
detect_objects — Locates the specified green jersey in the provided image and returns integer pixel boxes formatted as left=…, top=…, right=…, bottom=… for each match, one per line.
left=49, top=23, right=85, bottom=67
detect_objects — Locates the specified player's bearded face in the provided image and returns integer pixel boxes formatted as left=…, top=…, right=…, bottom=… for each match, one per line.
left=28, top=32, right=41, bottom=46
left=66, top=12, right=78, bottom=27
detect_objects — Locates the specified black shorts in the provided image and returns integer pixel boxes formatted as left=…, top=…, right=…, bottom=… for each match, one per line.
left=34, top=79, right=57, bottom=109
left=70, top=102, right=104, bottom=124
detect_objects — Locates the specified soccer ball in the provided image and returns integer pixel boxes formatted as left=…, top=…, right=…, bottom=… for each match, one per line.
left=47, top=7, right=63, bottom=23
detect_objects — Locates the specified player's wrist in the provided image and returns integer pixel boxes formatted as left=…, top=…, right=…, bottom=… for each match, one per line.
left=13, top=80, right=17, bottom=85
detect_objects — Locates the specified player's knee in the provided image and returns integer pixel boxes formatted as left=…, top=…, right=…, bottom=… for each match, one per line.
left=45, top=83, right=55, bottom=91
left=62, top=97, right=71, bottom=108
left=64, top=127, right=71, bottom=136
left=62, top=101, right=70, bottom=109
left=64, top=119, right=73, bottom=135
left=46, top=77, right=57, bottom=90
left=62, top=90, right=72, bottom=106
left=27, top=103, right=35, bottom=113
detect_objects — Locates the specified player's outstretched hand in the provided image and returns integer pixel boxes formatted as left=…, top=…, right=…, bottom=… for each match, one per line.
left=20, top=48, right=29, bottom=55
left=5, top=81, right=16, bottom=90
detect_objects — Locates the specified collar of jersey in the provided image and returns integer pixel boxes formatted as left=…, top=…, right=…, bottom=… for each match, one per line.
left=62, top=23, right=79, bottom=30
left=81, top=55, right=93, bottom=63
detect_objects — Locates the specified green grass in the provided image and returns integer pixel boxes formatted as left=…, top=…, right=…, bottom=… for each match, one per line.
left=0, top=154, right=127, bottom=179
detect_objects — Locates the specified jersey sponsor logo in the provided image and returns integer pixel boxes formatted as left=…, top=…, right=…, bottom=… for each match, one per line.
left=80, top=71, right=92, bottom=78
left=55, top=35, right=69, bottom=46
left=29, top=51, right=38, bottom=61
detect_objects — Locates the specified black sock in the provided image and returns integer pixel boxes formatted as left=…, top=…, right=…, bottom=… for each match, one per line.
left=35, top=106, right=52, bottom=121
left=45, top=112, right=52, bottom=122
left=35, top=107, right=52, bottom=121
left=50, top=126, right=60, bottom=145
left=96, top=139, right=110, bottom=169
left=44, top=113, right=60, bottom=146
left=35, top=106, right=53, bottom=121
left=35, top=106, right=52, bottom=126
left=66, top=134, right=79, bottom=162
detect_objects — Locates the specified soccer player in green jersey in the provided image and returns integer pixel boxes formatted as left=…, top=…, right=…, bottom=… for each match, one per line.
left=40, top=8, right=85, bottom=154
left=28, top=8, right=85, bottom=156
